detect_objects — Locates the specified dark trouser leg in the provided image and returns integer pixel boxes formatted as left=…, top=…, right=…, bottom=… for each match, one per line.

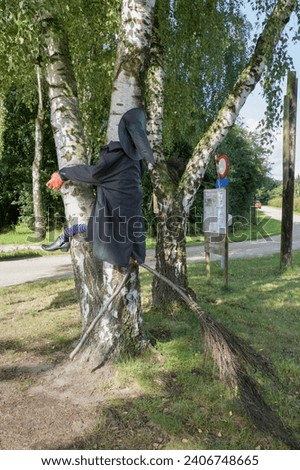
left=41, top=223, right=87, bottom=252
left=62, top=224, right=87, bottom=241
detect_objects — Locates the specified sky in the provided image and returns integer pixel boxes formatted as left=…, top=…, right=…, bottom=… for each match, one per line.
left=239, top=6, right=299, bottom=181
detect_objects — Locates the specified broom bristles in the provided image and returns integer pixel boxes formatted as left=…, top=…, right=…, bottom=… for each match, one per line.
left=237, top=371, right=299, bottom=449
left=202, top=319, right=298, bottom=448
left=200, top=310, right=276, bottom=383
left=141, top=263, right=299, bottom=449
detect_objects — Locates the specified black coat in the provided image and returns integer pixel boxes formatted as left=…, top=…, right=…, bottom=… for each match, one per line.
left=59, top=141, right=146, bottom=267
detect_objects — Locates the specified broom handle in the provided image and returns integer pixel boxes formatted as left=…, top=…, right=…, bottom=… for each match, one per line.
left=140, top=263, right=204, bottom=315
left=69, top=266, right=133, bottom=360
left=70, top=262, right=200, bottom=361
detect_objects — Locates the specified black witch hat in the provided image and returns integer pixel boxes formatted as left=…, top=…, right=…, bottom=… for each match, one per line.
left=118, top=108, right=155, bottom=164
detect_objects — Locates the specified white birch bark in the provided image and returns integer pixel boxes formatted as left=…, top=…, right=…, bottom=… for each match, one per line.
left=32, top=65, right=45, bottom=240
left=147, top=37, right=166, bottom=196
left=181, top=0, right=297, bottom=214
left=43, top=16, right=103, bottom=334
left=96, top=0, right=157, bottom=360
left=146, top=39, right=164, bottom=162
left=147, top=34, right=189, bottom=303
left=44, top=23, right=94, bottom=231
left=107, top=0, right=156, bottom=139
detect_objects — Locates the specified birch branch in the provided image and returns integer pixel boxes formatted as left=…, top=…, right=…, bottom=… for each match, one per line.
left=181, top=0, right=297, bottom=213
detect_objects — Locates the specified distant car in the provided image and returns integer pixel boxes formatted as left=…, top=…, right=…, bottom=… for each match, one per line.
left=255, top=201, right=262, bottom=209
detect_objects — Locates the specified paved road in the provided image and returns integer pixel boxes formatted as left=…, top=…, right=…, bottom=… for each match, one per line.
left=1, top=206, right=300, bottom=287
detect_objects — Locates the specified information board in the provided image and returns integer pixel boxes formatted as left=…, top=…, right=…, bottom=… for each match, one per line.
left=203, top=189, right=227, bottom=234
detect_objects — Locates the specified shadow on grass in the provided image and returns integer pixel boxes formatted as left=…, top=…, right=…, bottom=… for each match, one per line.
left=58, top=397, right=172, bottom=450
left=0, top=323, right=80, bottom=375
left=45, top=288, right=77, bottom=310
left=0, top=338, right=24, bottom=353
left=0, top=251, right=43, bottom=261
left=55, top=385, right=290, bottom=451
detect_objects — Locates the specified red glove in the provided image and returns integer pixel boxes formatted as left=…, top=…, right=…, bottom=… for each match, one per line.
left=46, top=172, right=64, bottom=190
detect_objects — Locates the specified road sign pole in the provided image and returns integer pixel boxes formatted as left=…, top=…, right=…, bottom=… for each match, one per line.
left=224, top=186, right=229, bottom=288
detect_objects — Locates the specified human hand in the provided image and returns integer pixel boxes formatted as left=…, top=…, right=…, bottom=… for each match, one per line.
left=46, top=172, right=64, bottom=190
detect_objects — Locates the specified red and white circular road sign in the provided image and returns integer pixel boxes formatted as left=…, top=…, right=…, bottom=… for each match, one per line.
left=216, top=154, right=230, bottom=178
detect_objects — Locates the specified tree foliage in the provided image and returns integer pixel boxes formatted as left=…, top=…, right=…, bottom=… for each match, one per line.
left=217, top=125, right=271, bottom=216
left=246, top=0, right=300, bottom=137
left=188, top=125, right=271, bottom=232
left=0, top=88, right=61, bottom=231
left=0, top=0, right=121, bottom=230
left=256, top=175, right=281, bottom=203
left=158, top=0, right=250, bottom=150
left=0, top=0, right=120, bottom=152
left=0, top=0, right=299, bottom=232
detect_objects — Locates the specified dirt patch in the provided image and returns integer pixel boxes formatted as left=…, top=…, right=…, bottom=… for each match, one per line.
left=0, top=357, right=143, bottom=450
left=0, top=279, right=146, bottom=450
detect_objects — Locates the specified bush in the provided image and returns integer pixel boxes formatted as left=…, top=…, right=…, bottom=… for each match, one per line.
left=268, top=197, right=282, bottom=208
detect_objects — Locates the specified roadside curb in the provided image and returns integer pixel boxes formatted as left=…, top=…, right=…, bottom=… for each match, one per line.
left=0, top=244, right=43, bottom=253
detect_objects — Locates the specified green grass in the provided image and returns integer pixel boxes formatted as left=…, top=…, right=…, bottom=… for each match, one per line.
left=269, top=196, right=300, bottom=213
left=229, top=212, right=281, bottom=242
left=0, top=211, right=281, bottom=261
left=0, top=249, right=44, bottom=261
left=0, top=279, right=81, bottom=366
left=0, top=252, right=299, bottom=450
left=146, top=235, right=205, bottom=249
left=268, top=197, right=282, bottom=209
left=0, top=224, right=62, bottom=245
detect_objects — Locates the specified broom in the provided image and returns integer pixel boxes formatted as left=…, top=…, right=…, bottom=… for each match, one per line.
left=69, top=261, right=298, bottom=448
left=140, top=262, right=299, bottom=449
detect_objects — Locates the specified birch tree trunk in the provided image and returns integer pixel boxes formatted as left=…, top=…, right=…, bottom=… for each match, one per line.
left=153, top=199, right=189, bottom=305
left=93, top=0, right=157, bottom=362
left=107, top=0, right=156, bottom=139
left=148, top=0, right=296, bottom=305
left=42, top=0, right=156, bottom=368
left=42, top=15, right=103, bottom=332
left=147, top=33, right=189, bottom=304
left=32, top=65, right=45, bottom=240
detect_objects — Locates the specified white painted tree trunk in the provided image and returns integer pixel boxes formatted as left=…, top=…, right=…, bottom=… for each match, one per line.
left=32, top=65, right=45, bottom=240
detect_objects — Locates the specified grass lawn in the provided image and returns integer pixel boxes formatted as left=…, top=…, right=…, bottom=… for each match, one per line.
left=0, top=252, right=299, bottom=450
left=0, top=224, right=62, bottom=245
left=0, top=211, right=281, bottom=259
left=269, top=196, right=300, bottom=213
